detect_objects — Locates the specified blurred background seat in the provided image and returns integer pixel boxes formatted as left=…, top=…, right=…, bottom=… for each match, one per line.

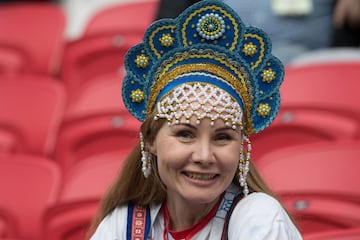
left=42, top=150, right=128, bottom=240
left=54, top=112, right=138, bottom=173
left=0, top=207, right=18, bottom=239
left=251, top=62, right=360, bottom=161
left=256, top=140, right=360, bottom=235
left=0, top=76, right=66, bottom=157
left=58, top=150, right=127, bottom=202
left=64, top=73, right=127, bottom=118
left=0, top=44, right=30, bottom=77
left=61, top=32, right=139, bottom=100
left=42, top=199, right=99, bottom=240
left=303, top=227, right=360, bottom=240
left=0, top=154, right=62, bottom=240
left=251, top=106, right=360, bottom=161
left=0, top=2, right=66, bottom=76
left=83, top=0, right=158, bottom=37
left=281, top=62, right=360, bottom=110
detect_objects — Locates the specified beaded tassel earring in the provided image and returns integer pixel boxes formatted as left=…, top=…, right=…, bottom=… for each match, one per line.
left=239, top=135, right=251, bottom=196
left=140, top=132, right=151, bottom=178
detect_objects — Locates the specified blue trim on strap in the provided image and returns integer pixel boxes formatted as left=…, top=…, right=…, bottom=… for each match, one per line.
left=144, top=206, right=151, bottom=239
left=126, top=204, right=134, bottom=240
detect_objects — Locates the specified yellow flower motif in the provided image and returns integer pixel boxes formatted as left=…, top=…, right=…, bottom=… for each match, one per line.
left=243, top=42, right=257, bottom=56
left=135, top=54, right=149, bottom=68
left=130, top=89, right=145, bottom=103
left=261, top=68, right=276, bottom=83
left=160, top=33, right=174, bottom=47
left=257, top=103, right=271, bottom=118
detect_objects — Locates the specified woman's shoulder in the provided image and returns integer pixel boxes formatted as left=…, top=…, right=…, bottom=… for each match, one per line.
left=90, top=203, right=163, bottom=240
left=90, top=205, right=129, bottom=239
left=228, top=192, right=303, bottom=239
left=238, top=192, right=284, bottom=211
left=233, top=192, right=292, bottom=222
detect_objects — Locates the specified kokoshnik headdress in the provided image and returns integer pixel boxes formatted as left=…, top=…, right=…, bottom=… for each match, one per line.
left=121, top=0, right=284, bottom=195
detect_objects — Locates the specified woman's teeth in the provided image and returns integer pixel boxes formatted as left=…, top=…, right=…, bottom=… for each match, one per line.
left=186, top=172, right=216, bottom=180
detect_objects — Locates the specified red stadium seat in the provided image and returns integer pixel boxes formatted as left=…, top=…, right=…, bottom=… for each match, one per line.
left=282, top=194, right=360, bottom=234
left=251, top=106, right=360, bottom=161
left=0, top=123, right=26, bottom=155
left=257, top=140, right=360, bottom=200
left=0, top=207, right=18, bottom=238
left=64, top=73, right=128, bottom=118
left=0, top=44, right=30, bottom=77
left=281, top=62, right=360, bottom=112
left=61, top=32, right=139, bottom=99
left=55, top=111, right=139, bottom=172
left=43, top=151, right=128, bottom=240
left=0, top=154, right=62, bottom=240
left=0, top=76, right=66, bottom=157
left=42, top=199, right=99, bottom=240
left=0, top=3, right=66, bottom=76
left=256, top=140, right=360, bottom=234
left=304, top=227, right=360, bottom=240
left=251, top=62, right=360, bottom=161
left=83, top=0, right=158, bottom=37
left=59, top=150, right=127, bottom=202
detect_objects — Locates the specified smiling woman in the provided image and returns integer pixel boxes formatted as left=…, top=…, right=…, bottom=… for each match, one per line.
left=88, top=1, right=302, bottom=239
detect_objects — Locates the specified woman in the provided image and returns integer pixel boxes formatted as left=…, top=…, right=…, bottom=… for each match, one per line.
left=89, top=0, right=302, bottom=239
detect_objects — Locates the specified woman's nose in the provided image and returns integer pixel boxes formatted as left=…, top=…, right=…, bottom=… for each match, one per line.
left=191, top=140, right=214, bottom=164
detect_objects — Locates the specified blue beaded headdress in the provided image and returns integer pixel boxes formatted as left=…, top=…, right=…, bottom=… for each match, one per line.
left=122, top=0, right=284, bottom=135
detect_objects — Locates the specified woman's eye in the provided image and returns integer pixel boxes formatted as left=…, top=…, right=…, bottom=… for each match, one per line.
left=176, top=130, right=194, bottom=139
left=215, top=134, right=231, bottom=142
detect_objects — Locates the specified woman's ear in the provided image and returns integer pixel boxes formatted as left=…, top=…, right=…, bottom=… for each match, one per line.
left=147, top=141, right=157, bottom=155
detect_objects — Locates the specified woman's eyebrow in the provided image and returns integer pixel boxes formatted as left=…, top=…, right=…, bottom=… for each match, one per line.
left=215, top=126, right=238, bottom=132
left=170, top=123, right=196, bottom=129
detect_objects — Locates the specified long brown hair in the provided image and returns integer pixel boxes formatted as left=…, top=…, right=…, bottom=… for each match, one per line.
left=87, top=111, right=280, bottom=237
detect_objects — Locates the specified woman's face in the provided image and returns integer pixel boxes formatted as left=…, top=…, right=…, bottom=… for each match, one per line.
left=150, top=117, right=242, bottom=205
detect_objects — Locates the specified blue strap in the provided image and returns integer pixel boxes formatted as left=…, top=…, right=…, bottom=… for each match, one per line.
left=127, top=204, right=151, bottom=240
left=221, top=193, right=244, bottom=240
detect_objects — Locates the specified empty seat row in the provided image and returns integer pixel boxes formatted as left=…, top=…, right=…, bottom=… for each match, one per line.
left=1, top=62, right=360, bottom=171
left=0, top=150, right=128, bottom=240
left=0, top=1, right=159, bottom=78
left=1, top=140, right=360, bottom=239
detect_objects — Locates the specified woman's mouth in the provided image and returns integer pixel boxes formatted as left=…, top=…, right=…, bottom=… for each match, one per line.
left=184, top=172, right=217, bottom=180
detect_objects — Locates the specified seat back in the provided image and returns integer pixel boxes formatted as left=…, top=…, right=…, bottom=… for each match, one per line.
left=257, top=140, right=360, bottom=198
left=59, top=150, right=128, bottom=202
left=0, top=76, right=66, bottom=156
left=0, top=155, right=62, bottom=240
left=250, top=62, right=360, bottom=160
left=0, top=44, right=30, bottom=77
left=0, top=3, right=66, bottom=76
left=256, top=140, right=360, bottom=234
left=0, top=207, right=18, bottom=238
left=251, top=105, right=360, bottom=161
left=42, top=199, right=99, bottom=240
left=61, top=32, right=139, bottom=99
left=55, top=111, right=139, bottom=172
left=304, top=227, right=360, bottom=240
left=83, top=0, right=159, bottom=37
left=281, top=63, right=360, bottom=111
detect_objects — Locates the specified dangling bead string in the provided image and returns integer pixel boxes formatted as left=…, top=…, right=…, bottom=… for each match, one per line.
left=140, top=132, right=151, bottom=178
left=239, top=135, right=251, bottom=196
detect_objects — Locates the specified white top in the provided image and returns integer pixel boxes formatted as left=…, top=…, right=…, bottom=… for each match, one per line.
left=91, top=192, right=303, bottom=239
